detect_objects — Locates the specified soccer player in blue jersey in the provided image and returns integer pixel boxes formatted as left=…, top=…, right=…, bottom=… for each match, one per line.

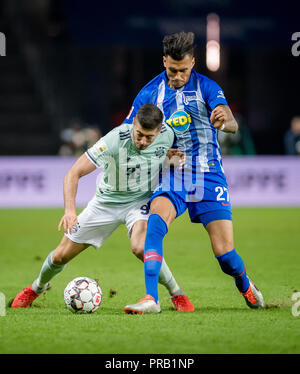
left=124, top=31, right=264, bottom=314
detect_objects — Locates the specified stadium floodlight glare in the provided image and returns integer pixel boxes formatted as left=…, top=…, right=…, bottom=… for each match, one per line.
left=206, top=40, right=220, bottom=72
left=206, top=13, right=220, bottom=72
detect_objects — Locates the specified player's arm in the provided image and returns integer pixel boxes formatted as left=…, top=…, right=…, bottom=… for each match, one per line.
left=166, top=148, right=186, bottom=167
left=58, top=154, right=96, bottom=234
left=164, top=128, right=185, bottom=167
left=210, top=104, right=238, bottom=133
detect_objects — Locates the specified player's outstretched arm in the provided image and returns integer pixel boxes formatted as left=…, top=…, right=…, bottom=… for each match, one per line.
left=210, top=104, right=238, bottom=133
left=58, top=153, right=96, bottom=234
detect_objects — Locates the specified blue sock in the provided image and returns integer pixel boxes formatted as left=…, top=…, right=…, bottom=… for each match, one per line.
left=216, top=248, right=250, bottom=293
left=144, top=214, right=168, bottom=303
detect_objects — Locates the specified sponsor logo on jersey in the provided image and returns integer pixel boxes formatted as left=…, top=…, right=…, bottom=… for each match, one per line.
left=157, top=99, right=167, bottom=105
left=217, top=90, right=226, bottom=99
left=98, top=141, right=107, bottom=153
left=165, top=110, right=191, bottom=133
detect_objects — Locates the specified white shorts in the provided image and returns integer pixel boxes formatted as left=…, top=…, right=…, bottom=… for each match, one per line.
left=65, top=196, right=150, bottom=249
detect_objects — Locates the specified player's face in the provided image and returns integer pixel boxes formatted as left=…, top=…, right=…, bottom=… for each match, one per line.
left=163, top=54, right=195, bottom=89
left=132, top=118, right=161, bottom=150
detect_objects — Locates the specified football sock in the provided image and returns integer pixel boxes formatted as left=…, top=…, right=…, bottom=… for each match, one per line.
left=159, top=259, right=182, bottom=295
left=144, top=214, right=168, bottom=303
left=32, top=251, right=65, bottom=294
left=216, top=248, right=250, bottom=293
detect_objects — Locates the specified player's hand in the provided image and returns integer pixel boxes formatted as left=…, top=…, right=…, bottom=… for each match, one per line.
left=166, top=148, right=186, bottom=167
left=58, top=212, right=78, bottom=234
left=210, top=106, right=228, bottom=129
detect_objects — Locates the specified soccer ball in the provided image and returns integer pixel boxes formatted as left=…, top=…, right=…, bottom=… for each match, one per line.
left=64, top=277, right=102, bottom=313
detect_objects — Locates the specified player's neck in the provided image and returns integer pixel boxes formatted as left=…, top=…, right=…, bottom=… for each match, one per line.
left=167, top=76, right=191, bottom=90
left=167, top=81, right=184, bottom=90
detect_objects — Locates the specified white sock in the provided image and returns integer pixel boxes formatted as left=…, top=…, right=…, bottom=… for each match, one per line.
left=158, top=259, right=183, bottom=296
left=32, top=251, right=65, bottom=293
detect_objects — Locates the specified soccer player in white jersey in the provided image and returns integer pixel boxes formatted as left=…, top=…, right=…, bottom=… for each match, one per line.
left=11, top=104, right=194, bottom=311
left=124, top=32, right=264, bottom=314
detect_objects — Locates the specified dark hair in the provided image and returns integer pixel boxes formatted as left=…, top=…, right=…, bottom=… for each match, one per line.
left=163, top=31, right=195, bottom=60
left=136, top=104, right=163, bottom=130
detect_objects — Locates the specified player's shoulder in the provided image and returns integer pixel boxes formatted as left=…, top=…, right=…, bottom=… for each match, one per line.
left=193, top=70, right=225, bottom=100
left=160, top=122, right=173, bottom=134
left=101, top=123, right=131, bottom=148
left=158, top=123, right=174, bottom=143
left=194, top=70, right=218, bottom=87
left=117, top=123, right=132, bottom=141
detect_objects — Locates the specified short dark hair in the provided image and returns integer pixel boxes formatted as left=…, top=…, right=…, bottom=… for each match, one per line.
left=163, top=31, right=195, bottom=60
left=136, top=104, right=163, bottom=130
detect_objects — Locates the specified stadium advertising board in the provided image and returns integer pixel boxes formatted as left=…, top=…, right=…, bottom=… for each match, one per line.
left=0, top=156, right=299, bottom=207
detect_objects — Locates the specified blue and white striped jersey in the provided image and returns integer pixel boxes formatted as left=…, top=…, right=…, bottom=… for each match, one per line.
left=124, top=69, right=228, bottom=173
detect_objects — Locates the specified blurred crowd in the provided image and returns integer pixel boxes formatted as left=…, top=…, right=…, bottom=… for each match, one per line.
left=58, top=119, right=102, bottom=156
left=218, top=113, right=256, bottom=155
left=284, top=116, right=300, bottom=155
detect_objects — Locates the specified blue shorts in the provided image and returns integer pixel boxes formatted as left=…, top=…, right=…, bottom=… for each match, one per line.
left=150, top=168, right=232, bottom=227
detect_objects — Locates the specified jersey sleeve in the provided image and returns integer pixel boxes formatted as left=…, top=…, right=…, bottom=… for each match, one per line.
left=202, top=78, right=228, bottom=111
left=85, top=127, right=119, bottom=168
left=123, top=86, right=155, bottom=124
left=165, top=125, right=175, bottom=148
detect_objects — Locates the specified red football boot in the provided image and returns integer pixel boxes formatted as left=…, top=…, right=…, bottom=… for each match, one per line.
left=11, top=285, right=42, bottom=308
left=171, top=294, right=195, bottom=311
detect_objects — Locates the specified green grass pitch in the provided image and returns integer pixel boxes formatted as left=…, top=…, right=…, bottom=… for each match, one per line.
left=0, top=207, right=300, bottom=354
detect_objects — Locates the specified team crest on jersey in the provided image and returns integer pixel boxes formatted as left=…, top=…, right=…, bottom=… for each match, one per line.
left=165, top=110, right=191, bottom=133
left=155, top=147, right=166, bottom=158
left=182, top=91, right=199, bottom=105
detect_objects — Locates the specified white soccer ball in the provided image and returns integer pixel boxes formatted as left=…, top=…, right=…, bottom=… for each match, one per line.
left=64, top=277, right=102, bottom=313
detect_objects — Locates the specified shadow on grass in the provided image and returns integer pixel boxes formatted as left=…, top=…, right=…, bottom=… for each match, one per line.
left=165, top=302, right=288, bottom=313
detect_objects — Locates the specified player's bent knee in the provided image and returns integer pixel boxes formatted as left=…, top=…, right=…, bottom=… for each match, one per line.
left=131, top=244, right=144, bottom=260
left=211, top=237, right=234, bottom=257
left=150, top=197, right=176, bottom=226
left=213, top=245, right=234, bottom=257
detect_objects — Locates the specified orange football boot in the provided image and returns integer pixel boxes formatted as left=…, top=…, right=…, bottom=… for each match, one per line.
left=171, top=294, right=195, bottom=311
left=11, top=284, right=49, bottom=308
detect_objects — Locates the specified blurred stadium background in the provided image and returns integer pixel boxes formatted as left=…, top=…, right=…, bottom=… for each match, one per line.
left=0, top=0, right=299, bottom=208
